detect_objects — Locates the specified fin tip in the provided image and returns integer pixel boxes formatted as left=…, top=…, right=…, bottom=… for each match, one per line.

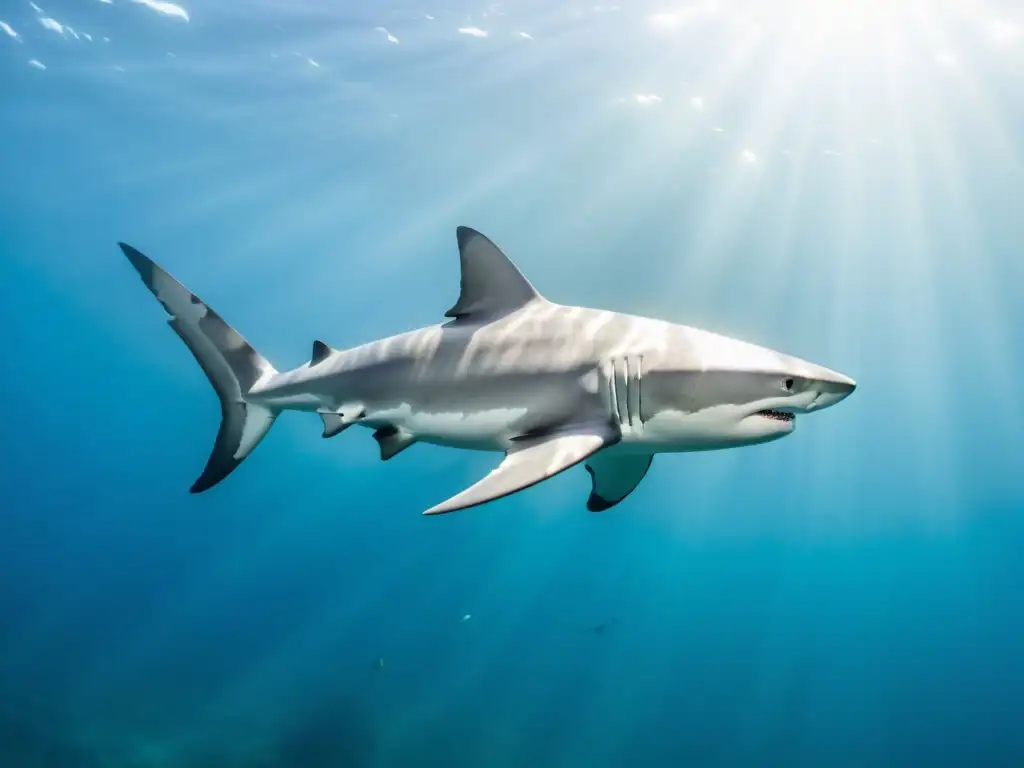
left=455, top=225, right=476, bottom=244
left=311, top=339, right=333, bottom=366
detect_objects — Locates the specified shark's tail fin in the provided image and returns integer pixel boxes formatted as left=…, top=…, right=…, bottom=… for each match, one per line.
left=120, top=242, right=279, bottom=493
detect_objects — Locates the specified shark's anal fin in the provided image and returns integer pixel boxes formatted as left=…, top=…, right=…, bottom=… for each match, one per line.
left=584, top=452, right=654, bottom=512
left=373, top=425, right=417, bottom=461
left=444, top=226, right=546, bottom=322
left=311, top=339, right=334, bottom=366
left=424, top=423, right=618, bottom=516
left=319, top=405, right=364, bottom=438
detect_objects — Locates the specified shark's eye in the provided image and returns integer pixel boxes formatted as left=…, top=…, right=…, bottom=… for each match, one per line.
left=784, top=378, right=794, bottom=391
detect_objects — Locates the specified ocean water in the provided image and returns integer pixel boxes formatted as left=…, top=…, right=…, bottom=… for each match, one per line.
left=2, top=1, right=1024, bottom=766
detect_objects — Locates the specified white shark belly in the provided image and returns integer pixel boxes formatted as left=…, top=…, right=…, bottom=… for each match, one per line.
left=364, top=403, right=528, bottom=452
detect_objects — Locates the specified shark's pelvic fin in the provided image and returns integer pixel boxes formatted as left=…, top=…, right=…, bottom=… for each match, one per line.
left=119, top=242, right=279, bottom=493
left=319, top=405, right=365, bottom=439
left=423, top=423, right=618, bottom=515
left=444, top=226, right=546, bottom=322
left=310, top=339, right=334, bottom=366
left=373, top=425, right=418, bottom=461
left=584, top=452, right=654, bottom=512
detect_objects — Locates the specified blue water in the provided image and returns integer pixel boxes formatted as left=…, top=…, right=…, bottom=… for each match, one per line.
left=2, top=1, right=1024, bottom=766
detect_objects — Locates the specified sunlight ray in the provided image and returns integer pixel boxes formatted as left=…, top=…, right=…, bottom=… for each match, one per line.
left=738, top=101, right=822, bottom=331
left=558, top=16, right=769, bottom=241
left=917, top=1, right=1024, bottom=171
left=667, top=40, right=823, bottom=301
left=805, top=62, right=873, bottom=529
left=910, top=74, right=1023, bottom=437
left=882, top=33, right=963, bottom=526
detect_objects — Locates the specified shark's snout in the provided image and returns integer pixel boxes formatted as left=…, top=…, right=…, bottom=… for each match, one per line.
left=808, top=377, right=856, bottom=411
left=789, top=357, right=856, bottom=411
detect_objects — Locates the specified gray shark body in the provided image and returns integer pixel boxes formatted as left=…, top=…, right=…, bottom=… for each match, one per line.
left=121, top=226, right=855, bottom=515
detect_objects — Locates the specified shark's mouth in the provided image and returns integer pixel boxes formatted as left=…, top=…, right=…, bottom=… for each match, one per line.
left=757, top=409, right=795, bottom=423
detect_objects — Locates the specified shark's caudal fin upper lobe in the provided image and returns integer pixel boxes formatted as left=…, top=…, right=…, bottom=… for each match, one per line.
left=120, top=243, right=279, bottom=493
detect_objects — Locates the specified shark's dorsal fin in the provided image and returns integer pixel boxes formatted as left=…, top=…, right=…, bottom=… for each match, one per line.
left=444, top=226, right=545, bottom=322
left=311, top=339, right=334, bottom=366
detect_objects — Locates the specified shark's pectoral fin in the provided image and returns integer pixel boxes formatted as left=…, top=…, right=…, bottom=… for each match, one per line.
left=584, top=452, right=653, bottom=512
left=373, top=425, right=418, bottom=461
left=424, top=423, right=618, bottom=516
left=319, top=404, right=365, bottom=438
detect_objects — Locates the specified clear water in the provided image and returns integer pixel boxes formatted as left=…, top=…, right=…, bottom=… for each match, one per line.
left=1, top=1, right=1023, bottom=766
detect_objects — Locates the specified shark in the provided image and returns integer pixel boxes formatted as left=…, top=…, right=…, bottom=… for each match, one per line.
left=120, top=226, right=856, bottom=515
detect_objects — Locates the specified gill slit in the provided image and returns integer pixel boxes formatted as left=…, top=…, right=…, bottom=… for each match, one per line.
left=607, top=360, right=618, bottom=423
left=637, top=354, right=644, bottom=428
left=605, top=356, right=645, bottom=430
left=618, top=356, right=626, bottom=428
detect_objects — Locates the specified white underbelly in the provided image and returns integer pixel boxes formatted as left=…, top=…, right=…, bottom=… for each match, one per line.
left=367, top=403, right=528, bottom=451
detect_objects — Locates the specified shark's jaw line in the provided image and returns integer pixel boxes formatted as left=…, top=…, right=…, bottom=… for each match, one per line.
left=119, top=226, right=857, bottom=515
left=756, top=409, right=795, bottom=423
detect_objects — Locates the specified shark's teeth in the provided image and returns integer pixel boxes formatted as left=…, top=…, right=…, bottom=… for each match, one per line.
left=757, top=409, right=794, bottom=422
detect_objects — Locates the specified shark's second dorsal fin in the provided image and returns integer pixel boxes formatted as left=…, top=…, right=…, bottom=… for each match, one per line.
left=444, top=226, right=545, bottom=322
left=311, top=339, right=334, bottom=366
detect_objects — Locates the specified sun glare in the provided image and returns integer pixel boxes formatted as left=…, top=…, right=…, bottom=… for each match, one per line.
left=783, top=0, right=919, bottom=40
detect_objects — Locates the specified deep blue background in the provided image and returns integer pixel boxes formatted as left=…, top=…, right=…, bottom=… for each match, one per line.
left=1, top=1, right=1023, bottom=765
